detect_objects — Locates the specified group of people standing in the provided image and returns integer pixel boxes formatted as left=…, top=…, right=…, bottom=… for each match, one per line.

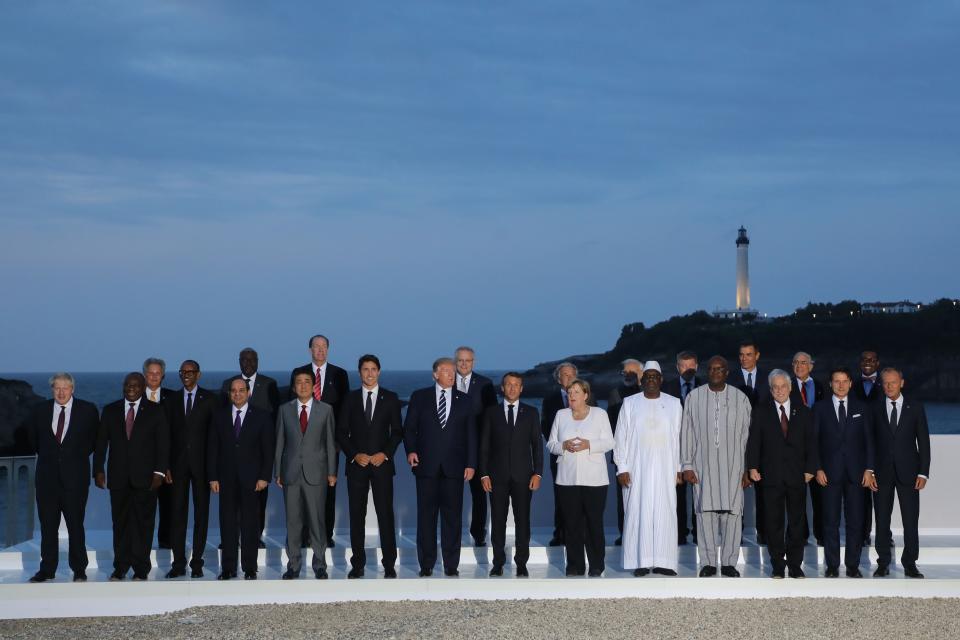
left=23, top=337, right=930, bottom=583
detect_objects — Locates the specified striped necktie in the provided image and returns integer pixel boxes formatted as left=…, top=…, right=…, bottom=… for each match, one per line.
left=438, top=389, right=447, bottom=428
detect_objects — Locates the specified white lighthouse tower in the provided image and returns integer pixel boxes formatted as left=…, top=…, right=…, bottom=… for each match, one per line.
left=735, top=226, right=750, bottom=310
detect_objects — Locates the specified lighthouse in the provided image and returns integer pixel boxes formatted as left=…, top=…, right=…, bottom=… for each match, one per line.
left=736, top=226, right=750, bottom=310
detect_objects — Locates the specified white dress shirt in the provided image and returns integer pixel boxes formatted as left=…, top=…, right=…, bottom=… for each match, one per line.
left=234, top=403, right=249, bottom=425
left=741, top=368, right=757, bottom=388
left=243, top=373, right=258, bottom=394
left=546, top=406, right=614, bottom=486
left=297, top=397, right=314, bottom=420
left=435, top=384, right=452, bottom=423
left=362, top=384, right=379, bottom=416
left=183, top=386, right=198, bottom=413
left=777, top=399, right=791, bottom=418
left=504, top=400, right=517, bottom=424
left=832, top=394, right=848, bottom=422
left=146, top=387, right=162, bottom=403
left=887, top=396, right=901, bottom=425
left=51, top=397, right=73, bottom=439
left=313, top=362, right=327, bottom=389
left=458, top=373, right=472, bottom=393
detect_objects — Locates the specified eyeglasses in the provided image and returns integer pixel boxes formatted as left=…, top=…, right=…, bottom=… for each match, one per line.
left=179, top=370, right=199, bottom=375
left=792, top=360, right=812, bottom=366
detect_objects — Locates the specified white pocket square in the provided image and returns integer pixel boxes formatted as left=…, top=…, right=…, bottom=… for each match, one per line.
left=852, top=414, right=861, bottom=418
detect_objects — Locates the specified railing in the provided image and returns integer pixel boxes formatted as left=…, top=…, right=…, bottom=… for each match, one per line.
left=0, top=456, right=35, bottom=548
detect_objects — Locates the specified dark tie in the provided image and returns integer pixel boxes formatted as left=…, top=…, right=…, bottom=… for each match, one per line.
left=562, top=391, right=569, bottom=409
left=313, top=370, right=323, bottom=401
left=186, top=392, right=193, bottom=417
left=747, top=372, right=754, bottom=389
left=55, top=405, right=66, bottom=444
left=125, top=403, right=135, bottom=440
left=234, top=410, right=243, bottom=439
left=299, top=404, right=308, bottom=435
left=800, top=382, right=808, bottom=406
left=889, top=401, right=898, bottom=431
left=780, top=405, right=789, bottom=438
left=682, top=382, right=691, bottom=400
left=508, top=403, right=515, bottom=428
left=365, top=391, right=373, bottom=424
left=438, top=390, right=447, bottom=428
left=838, top=399, right=846, bottom=425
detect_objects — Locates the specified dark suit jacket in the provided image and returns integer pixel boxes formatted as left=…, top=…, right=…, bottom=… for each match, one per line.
left=852, top=376, right=883, bottom=404
left=747, top=400, right=818, bottom=488
left=479, top=402, right=543, bottom=484
left=94, top=398, right=170, bottom=490
left=541, top=388, right=597, bottom=442
left=733, top=368, right=771, bottom=407
left=168, top=386, right=218, bottom=478
left=814, top=395, right=875, bottom=484
left=790, top=376, right=825, bottom=408
left=220, top=373, right=280, bottom=418
left=403, top=386, right=477, bottom=478
left=661, top=376, right=703, bottom=407
left=289, top=363, right=350, bottom=421
left=207, top=405, right=274, bottom=488
left=463, top=372, right=498, bottom=414
left=873, top=396, right=931, bottom=484
left=27, top=398, right=100, bottom=491
left=337, top=387, right=404, bottom=476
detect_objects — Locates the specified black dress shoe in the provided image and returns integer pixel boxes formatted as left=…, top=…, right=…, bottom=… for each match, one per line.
left=788, top=566, right=805, bottom=579
left=73, top=572, right=87, bottom=582
left=243, top=571, right=257, bottom=580
left=348, top=567, right=364, bottom=579
left=109, top=570, right=125, bottom=581
left=474, top=538, right=487, bottom=548
left=699, top=566, right=717, bottom=577
left=874, top=565, right=890, bottom=577
left=565, top=568, right=584, bottom=577
left=588, top=568, right=603, bottom=577
left=815, top=539, right=824, bottom=547
left=444, top=568, right=459, bottom=577
left=845, top=567, right=863, bottom=578
left=191, top=568, right=204, bottom=578
left=28, top=572, right=54, bottom=583
left=652, top=567, right=677, bottom=576
left=548, top=537, right=564, bottom=547
left=217, top=571, right=236, bottom=580
left=614, top=537, right=622, bottom=546
left=633, top=568, right=650, bottom=577
left=165, top=568, right=185, bottom=579
left=824, top=567, right=840, bottom=578
left=720, top=565, right=740, bottom=578
left=282, top=569, right=299, bottom=580
left=258, top=540, right=266, bottom=549
left=904, top=566, right=925, bottom=579
left=315, top=568, right=328, bottom=579
left=678, top=537, right=687, bottom=546
left=132, top=573, right=148, bottom=581
left=419, top=568, right=433, bottom=577
left=489, top=566, right=503, bottom=577
left=772, top=567, right=785, bottom=579
left=863, top=536, right=871, bottom=546
left=384, top=567, right=397, bottom=579
left=515, top=566, right=529, bottom=577
left=327, top=538, right=336, bottom=548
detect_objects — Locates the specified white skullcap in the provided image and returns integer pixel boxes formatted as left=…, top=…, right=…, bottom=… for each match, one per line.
left=642, top=360, right=661, bottom=373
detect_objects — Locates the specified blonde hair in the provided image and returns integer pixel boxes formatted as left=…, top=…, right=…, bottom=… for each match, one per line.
left=566, top=378, right=591, bottom=401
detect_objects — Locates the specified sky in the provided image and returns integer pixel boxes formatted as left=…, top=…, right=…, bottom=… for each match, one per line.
left=1, top=1, right=959, bottom=372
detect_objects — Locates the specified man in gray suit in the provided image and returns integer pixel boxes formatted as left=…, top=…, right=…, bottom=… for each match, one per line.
left=275, top=371, right=338, bottom=579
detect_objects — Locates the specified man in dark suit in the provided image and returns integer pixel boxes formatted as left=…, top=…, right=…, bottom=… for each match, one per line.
left=790, top=351, right=826, bottom=545
left=336, top=354, right=403, bottom=579
left=220, top=347, right=279, bottom=547
left=25, top=373, right=100, bottom=582
left=94, top=372, right=170, bottom=581
left=606, top=358, right=643, bottom=545
left=747, top=369, right=817, bottom=578
left=480, top=372, right=543, bottom=577
left=143, top=357, right=176, bottom=549
left=852, top=349, right=882, bottom=546
left=289, top=334, right=350, bottom=547
left=165, top=360, right=218, bottom=579
left=873, top=367, right=931, bottom=579
left=454, top=346, right=498, bottom=547
left=733, top=339, right=771, bottom=544
left=813, top=367, right=876, bottom=578
left=208, top=378, right=273, bottom=580
left=541, top=361, right=580, bottom=546
left=404, top=357, right=478, bottom=577
left=662, top=350, right=702, bottom=545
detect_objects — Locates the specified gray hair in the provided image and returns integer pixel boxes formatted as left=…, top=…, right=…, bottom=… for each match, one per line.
left=142, top=357, right=166, bottom=374
left=553, top=361, right=578, bottom=381
left=792, top=351, right=814, bottom=365
left=768, top=369, right=792, bottom=387
left=432, top=357, right=455, bottom=372
left=621, top=358, right=643, bottom=369
left=454, top=346, right=475, bottom=356
left=48, top=372, right=76, bottom=389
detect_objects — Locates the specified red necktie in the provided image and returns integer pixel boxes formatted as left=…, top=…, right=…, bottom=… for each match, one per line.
left=300, top=404, right=308, bottom=434
left=55, top=405, right=66, bottom=444
left=125, top=403, right=136, bottom=440
left=780, top=405, right=789, bottom=438
left=799, top=382, right=808, bottom=406
left=313, top=370, right=322, bottom=401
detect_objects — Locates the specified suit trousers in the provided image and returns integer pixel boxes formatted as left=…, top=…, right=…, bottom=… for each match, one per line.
left=763, top=482, right=807, bottom=572
left=677, top=483, right=697, bottom=543
left=753, top=483, right=766, bottom=541
left=219, top=474, right=261, bottom=574
left=863, top=488, right=874, bottom=543
left=300, top=469, right=338, bottom=545
left=468, top=474, right=489, bottom=543
left=696, top=510, right=741, bottom=568
left=558, top=484, right=607, bottom=573
left=822, top=477, right=866, bottom=571
left=347, top=468, right=396, bottom=570
left=874, top=478, right=920, bottom=568
left=549, top=455, right=565, bottom=540
left=156, top=482, right=173, bottom=547
left=489, top=478, right=532, bottom=568
left=109, top=485, right=157, bottom=576
left=416, top=473, right=464, bottom=571
left=37, top=482, right=89, bottom=575
left=283, top=476, right=328, bottom=572
left=169, top=463, right=211, bottom=571
left=804, top=481, right=824, bottom=543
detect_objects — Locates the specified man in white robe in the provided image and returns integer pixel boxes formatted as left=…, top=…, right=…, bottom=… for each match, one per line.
left=615, top=361, right=683, bottom=576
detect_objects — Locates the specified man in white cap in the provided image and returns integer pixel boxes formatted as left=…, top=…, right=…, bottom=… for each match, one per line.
left=614, top=361, right=683, bottom=576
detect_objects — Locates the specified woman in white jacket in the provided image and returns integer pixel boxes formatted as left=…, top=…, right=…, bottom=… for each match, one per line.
left=547, top=379, right=615, bottom=576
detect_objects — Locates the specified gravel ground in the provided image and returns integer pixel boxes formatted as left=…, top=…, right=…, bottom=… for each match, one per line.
left=2, top=598, right=959, bottom=640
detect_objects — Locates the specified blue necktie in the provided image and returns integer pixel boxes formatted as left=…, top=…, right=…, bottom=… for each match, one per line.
left=438, top=390, right=447, bottom=428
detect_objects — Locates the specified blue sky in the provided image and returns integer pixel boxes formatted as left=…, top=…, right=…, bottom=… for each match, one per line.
left=2, top=1, right=959, bottom=372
